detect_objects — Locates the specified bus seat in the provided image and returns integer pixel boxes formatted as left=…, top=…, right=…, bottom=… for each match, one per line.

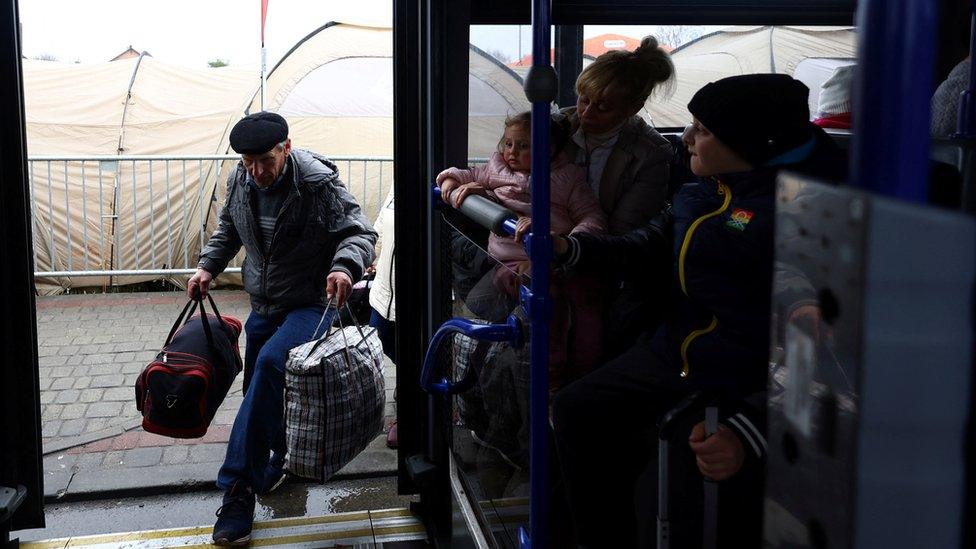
left=823, top=128, right=852, bottom=150
left=930, top=137, right=976, bottom=211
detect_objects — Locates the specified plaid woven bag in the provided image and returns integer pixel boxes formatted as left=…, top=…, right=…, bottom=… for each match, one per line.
left=283, top=310, right=386, bottom=482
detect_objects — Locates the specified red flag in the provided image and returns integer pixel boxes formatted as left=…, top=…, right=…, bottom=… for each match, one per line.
left=261, top=0, right=269, bottom=45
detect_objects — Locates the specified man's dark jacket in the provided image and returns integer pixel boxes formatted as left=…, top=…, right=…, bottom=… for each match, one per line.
left=199, top=149, right=377, bottom=317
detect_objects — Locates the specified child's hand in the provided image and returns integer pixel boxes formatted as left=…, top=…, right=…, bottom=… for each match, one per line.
left=439, top=178, right=460, bottom=203
left=452, top=182, right=487, bottom=208
left=514, top=217, right=532, bottom=243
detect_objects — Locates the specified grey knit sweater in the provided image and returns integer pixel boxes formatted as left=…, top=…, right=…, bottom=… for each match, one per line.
left=931, top=59, right=970, bottom=137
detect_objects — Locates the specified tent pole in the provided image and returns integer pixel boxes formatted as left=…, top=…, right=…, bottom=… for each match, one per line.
left=261, top=44, right=267, bottom=110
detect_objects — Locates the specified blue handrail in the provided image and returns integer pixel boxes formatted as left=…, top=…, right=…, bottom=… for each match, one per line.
left=522, top=1, right=554, bottom=547
left=851, top=0, right=938, bottom=202
left=419, top=315, right=522, bottom=396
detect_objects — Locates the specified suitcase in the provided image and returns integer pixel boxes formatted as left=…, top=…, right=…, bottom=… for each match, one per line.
left=135, top=294, right=242, bottom=438
left=657, top=391, right=719, bottom=549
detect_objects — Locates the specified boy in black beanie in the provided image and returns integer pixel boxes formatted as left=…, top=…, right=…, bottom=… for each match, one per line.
left=551, top=74, right=845, bottom=548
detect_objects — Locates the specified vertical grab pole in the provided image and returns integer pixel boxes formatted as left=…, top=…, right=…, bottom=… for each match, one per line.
left=851, top=0, right=938, bottom=202
left=524, top=1, right=554, bottom=547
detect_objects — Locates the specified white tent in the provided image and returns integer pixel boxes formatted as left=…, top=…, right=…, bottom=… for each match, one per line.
left=647, top=26, right=856, bottom=128
left=252, top=22, right=528, bottom=159
left=24, top=55, right=256, bottom=292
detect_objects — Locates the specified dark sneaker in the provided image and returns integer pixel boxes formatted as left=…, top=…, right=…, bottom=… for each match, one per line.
left=213, top=481, right=255, bottom=546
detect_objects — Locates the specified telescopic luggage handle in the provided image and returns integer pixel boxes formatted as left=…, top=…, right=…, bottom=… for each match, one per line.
left=657, top=391, right=720, bottom=549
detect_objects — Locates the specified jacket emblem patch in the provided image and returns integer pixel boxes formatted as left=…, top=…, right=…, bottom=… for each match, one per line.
left=726, top=208, right=754, bottom=231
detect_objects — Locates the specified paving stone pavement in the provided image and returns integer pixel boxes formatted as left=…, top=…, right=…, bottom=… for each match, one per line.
left=36, top=290, right=398, bottom=499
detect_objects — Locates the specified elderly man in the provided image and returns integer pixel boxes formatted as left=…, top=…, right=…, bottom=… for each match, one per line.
left=187, top=112, right=376, bottom=545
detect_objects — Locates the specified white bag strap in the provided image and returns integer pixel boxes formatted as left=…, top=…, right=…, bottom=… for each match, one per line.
left=312, top=296, right=336, bottom=341
left=307, top=298, right=356, bottom=366
left=343, top=303, right=368, bottom=342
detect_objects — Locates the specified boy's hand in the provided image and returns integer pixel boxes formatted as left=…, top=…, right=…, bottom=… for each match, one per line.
left=688, top=422, right=745, bottom=481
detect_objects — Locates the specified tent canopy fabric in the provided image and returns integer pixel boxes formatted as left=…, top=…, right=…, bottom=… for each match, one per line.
left=647, top=26, right=856, bottom=128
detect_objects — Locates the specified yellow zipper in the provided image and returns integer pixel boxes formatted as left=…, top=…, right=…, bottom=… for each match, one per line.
left=677, top=181, right=731, bottom=377
left=678, top=181, right=731, bottom=294
left=680, top=316, right=717, bottom=377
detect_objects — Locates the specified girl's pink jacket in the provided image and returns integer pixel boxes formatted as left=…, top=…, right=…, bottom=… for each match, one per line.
left=436, top=152, right=607, bottom=264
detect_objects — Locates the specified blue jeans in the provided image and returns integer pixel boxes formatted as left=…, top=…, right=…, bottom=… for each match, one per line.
left=369, top=308, right=396, bottom=363
left=217, top=305, right=334, bottom=491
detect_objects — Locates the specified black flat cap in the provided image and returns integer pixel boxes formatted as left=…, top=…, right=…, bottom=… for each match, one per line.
left=229, top=111, right=289, bottom=154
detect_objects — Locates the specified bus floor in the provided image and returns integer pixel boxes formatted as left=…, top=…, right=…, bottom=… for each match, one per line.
left=12, top=475, right=429, bottom=548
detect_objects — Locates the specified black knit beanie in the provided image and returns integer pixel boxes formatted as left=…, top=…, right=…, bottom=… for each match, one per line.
left=688, top=74, right=814, bottom=166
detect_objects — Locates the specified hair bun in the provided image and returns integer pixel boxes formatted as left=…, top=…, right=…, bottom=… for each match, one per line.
left=636, top=36, right=660, bottom=55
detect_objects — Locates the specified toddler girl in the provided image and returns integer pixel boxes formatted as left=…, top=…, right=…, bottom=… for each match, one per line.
left=436, top=111, right=607, bottom=389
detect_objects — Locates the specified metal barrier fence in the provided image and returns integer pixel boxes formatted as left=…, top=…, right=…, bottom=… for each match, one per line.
left=28, top=154, right=393, bottom=280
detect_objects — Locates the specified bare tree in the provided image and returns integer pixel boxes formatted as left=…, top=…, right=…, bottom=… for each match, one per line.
left=484, top=48, right=513, bottom=64
left=31, top=53, right=59, bottom=62
left=654, top=26, right=705, bottom=50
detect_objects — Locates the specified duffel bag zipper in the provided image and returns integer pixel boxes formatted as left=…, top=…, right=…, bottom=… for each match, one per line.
left=159, top=351, right=212, bottom=369
left=143, top=361, right=211, bottom=418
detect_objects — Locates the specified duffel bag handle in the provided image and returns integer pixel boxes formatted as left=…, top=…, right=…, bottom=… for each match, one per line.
left=165, top=290, right=226, bottom=347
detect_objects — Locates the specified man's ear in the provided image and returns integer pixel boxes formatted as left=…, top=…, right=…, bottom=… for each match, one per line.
left=283, top=138, right=292, bottom=154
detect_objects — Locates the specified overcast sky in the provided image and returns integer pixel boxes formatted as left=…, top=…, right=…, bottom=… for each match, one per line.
left=18, top=0, right=684, bottom=68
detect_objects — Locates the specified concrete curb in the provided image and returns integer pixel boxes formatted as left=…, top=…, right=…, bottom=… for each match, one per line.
left=44, top=418, right=143, bottom=455
left=44, top=435, right=398, bottom=503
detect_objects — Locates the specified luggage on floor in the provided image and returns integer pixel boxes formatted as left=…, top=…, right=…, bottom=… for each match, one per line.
left=284, top=306, right=386, bottom=482
left=135, top=294, right=243, bottom=438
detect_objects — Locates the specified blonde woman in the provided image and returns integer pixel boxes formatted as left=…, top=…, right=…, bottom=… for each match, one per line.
left=561, top=35, right=677, bottom=357
left=563, top=35, right=676, bottom=235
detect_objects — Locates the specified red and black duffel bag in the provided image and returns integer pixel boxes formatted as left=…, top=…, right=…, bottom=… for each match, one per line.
left=135, top=293, right=243, bottom=438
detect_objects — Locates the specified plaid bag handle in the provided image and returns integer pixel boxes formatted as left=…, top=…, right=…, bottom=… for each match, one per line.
left=342, top=303, right=368, bottom=342
left=307, top=298, right=353, bottom=364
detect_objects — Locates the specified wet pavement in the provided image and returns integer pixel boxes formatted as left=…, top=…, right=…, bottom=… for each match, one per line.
left=14, top=477, right=414, bottom=542
left=34, top=290, right=398, bottom=501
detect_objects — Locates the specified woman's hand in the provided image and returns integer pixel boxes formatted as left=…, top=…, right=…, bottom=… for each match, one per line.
left=452, top=182, right=488, bottom=208
left=514, top=217, right=532, bottom=243
left=688, top=422, right=745, bottom=481
left=552, top=234, right=569, bottom=257
left=439, top=177, right=460, bottom=203
left=514, top=260, right=532, bottom=280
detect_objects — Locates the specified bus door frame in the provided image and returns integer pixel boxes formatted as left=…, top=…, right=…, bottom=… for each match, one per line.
left=0, top=0, right=46, bottom=536
left=401, top=1, right=860, bottom=546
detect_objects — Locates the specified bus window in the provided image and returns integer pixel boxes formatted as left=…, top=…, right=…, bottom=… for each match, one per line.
left=582, top=25, right=857, bottom=130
